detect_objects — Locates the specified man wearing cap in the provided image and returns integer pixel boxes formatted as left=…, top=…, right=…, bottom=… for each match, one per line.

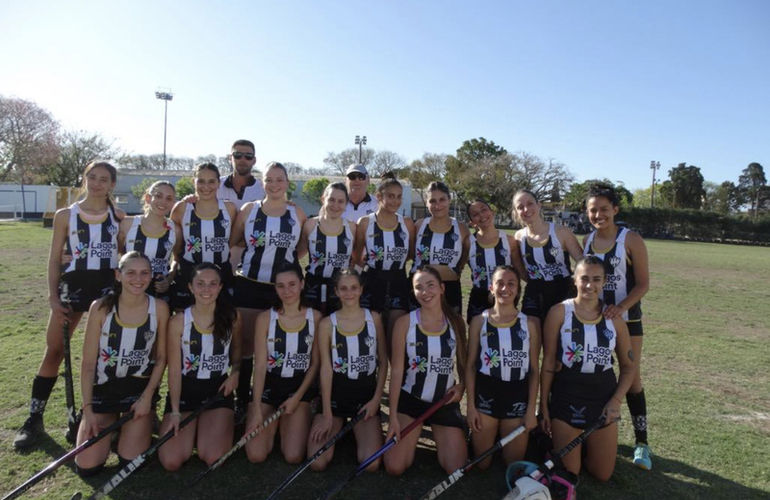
left=343, top=164, right=379, bottom=222
left=218, top=139, right=265, bottom=208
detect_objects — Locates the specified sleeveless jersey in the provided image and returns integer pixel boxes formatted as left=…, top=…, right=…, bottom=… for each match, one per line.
left=365, top=213, right=409, bottom=271
left=519, top=223, right=572, bottom=282
left=306, top=221, right=354, bottom=278
left=95, top=296, right=158, bottom=385
left=180, top=308, right=231, bottom=379
left=558, top=299, right=617, bottom=373
left=64, top=203, right=119, bottom=273
left=477, top=310, right=530, bottom=382
left=266, top=308, right=316, bottom=378
left=411, top=217, right=463, bottom=274
left=125, top=217, right=176, bottom=276
left=330, top=309, right=378, bottom=380
left=469, top=230, right=512, bottom=290
left=584, top=228, right=641, bottom=321
left=402, top=310, right=457, bottom=403
left=181, top=200, right=231, bottom=265
left=240, top=201, right=301, bottom=283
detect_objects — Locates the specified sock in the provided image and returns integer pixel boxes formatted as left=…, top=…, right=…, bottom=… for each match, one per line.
left=75, top=462, right=105, bottom=477
left=237, top=357, right=253, bottom=408
left=626, top=389, right=648, bottom=445
left=30, top=375, right=58, bottom=417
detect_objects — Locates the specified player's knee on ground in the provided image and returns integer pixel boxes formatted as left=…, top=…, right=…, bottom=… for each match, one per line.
left=384, top=455, right=411, bottom=476
left=363, top=457, right=380, bottom=472
left=246, top=444, right=271, bottom=463
left=476, top=456, right=493, bottom=470
left=586, top=463, right=613, bottom=483
left=310, top=455, right=329, bottom=471
left=198, top=448, right=221, bottom=466
left=159, top=453, right=186, bottom=472
left=283, top=447, right=305, bottom=464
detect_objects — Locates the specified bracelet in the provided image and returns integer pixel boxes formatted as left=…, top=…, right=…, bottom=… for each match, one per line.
left=612, top=396, right=623, bottom=404
left=83, top=403, right=92, bottom=409
left=170, top=411, right=182, bottom=418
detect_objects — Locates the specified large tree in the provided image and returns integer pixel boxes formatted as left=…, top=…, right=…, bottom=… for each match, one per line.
left=323, top=147, right=375, bottom=175
left=400, top=153, right=447, bottom=204
left=668, top=163, right=705, bottom=209
left=0, top=96, right=60, bottom=183
left=703, top=181, right=740, bottom=214
left=301, top=177, right=330, bottom=205
left=563, top=179, right=633, bottom=210
left=369, top=150, right=407, bottom=177
left=738, top=162, right=767, bottom=217
left=46, top=130, right=122, bottom=186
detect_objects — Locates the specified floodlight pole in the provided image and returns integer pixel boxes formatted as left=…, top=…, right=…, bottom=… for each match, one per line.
left=355, top=135, right=367, bottom=164
left=155, top=90, right=174, bottom=169
left=650, top=160, right=660, bottom=207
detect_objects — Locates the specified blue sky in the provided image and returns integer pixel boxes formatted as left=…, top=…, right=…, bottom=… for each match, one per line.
left=1, top=0, right=768, bottom=190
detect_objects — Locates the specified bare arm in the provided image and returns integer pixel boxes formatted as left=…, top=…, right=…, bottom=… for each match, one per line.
left=117, top=216, right=133, bottom=254
left=539, top=304, right=565, bottom=435
left=48, top=209, right=70, bottom=315
left=368, top=311, right=388, bottom=419
left=525, top=317, right=541, bottom=429
left=603, top=318, right=636, bottom=424
left=404, top=217, right=416, bottom=263
left=605, top=232, right=650, bottom=320
left=166, top=314, right=184, bottom=418
left=220, top=311, right=243, bottom=397
left=464, top=314, right=483, bottom=431
left=457, top=222, right=471, bottom=273
left=386, top=314, right=410, bottom=439
left=557, top=225, right=584, bottom=263
left=288, top=310, right=323, bottom=404
left=296, top=218, right=315, bottom=263
left=510, top=231, right=528, bottom=283
left=80, top=301, right=106, bottom=437
left=352, top=217, right=369, bottom=268
left=229, top=202, right=252, bottom=248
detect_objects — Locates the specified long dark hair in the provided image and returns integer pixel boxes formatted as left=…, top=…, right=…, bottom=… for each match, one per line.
left=99, top=252, right=151, bottom=312
left=190, top=263, right=237, bottom=343
left=489, top=265, right=522, bottom=308
left=412, top=265, right=467, bottom=372
left=81, top=161, right=122, bottom=223
left=272, top=262, right=309, bottom=311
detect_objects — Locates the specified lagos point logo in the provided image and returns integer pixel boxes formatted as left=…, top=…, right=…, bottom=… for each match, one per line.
left=268, top=352, right=285, bottom=368
left=249, top=231, right=266, bottom=248
left=409, top=356, right=427, bottom=372
left=186, top=236, right=202, bottom=254
left=333, top=357, right=348, bottom=373
left=566, top=342, right=584, bottom=363
left=184, top=354, right=200, bottom=371
left=483, top=348, right=501, bottom=368
left=101, top=347, right=118, bottom=367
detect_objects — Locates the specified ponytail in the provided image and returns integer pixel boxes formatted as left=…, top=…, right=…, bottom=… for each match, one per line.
left=191, top=263, right=237, bottom=344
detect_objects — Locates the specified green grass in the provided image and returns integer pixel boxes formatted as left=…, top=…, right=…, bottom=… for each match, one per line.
left=0, top=221, right=768, bottom=499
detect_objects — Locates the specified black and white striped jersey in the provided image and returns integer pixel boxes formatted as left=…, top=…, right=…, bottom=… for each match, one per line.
left=266, top=308, right=316, bottom=378
left=181, top=200, right=231, bottom=265
left=330, top=309, right=377, bottom=379
left=180, top=307, right=231, bottom=380
left=240, top=201, right=301, bottom=283
left=469, top=230, right=512, bottom=290
left=306, top=221, right=354, bottom=278
left=519, top=223, right=572, bottom=282
left=558, top=299, right=617, bottom=373
left=584, top=227, right=641, bottom=321
left=64, top=203, right=119, bottom=273
left=411, top=217, right=463, bottom=274
left=95, top=296, right=158, bottom=384
left=401, top=310, right=457, bottom=403
left=477, top=310, right=530, bottom=381
left=125, top=217, right=176, bottom=276
left=365, top=213, right=410, bottom=271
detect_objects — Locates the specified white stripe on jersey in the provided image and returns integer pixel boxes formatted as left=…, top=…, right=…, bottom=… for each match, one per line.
left=519, top=222, right=571, bottom=281
left=267, top=308, right=316, bottom=378
left=584, top=228, right=632, bottom=321
left=402, top=311, right=456, bottom=403
left=560, top=299, right=616, bottom=373
left=477, top=310, right=530, bottom=381
left=181, top=200, right=231, bottom=264
left=306, top=221, right=353, bottom=278
left=96, top=296, right=157, bottom=384
left=469, top=230, right=512, bottom=289
left=330, top=309, right=377, bottom=379
left=412, top=217, right=463, bottom=272
left=241, top=202, right=301, bottom=283
left=125, top=217, right=176, bottom=275
left=365, top=213, right=410, bottom=270
left=64, top=203, right=119, bottom=273
left=181, top=308, right=231, bottom=379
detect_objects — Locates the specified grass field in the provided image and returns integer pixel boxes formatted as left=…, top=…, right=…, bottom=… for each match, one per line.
left=0, top=221, right=768, bottom=500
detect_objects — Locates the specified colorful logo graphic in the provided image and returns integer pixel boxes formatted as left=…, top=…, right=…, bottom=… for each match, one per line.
left=409, top=356, right=427, bottom=372
left=483, top=348, right=500, bottom=368
left=369, top=245, right=384, bottom=262
left=249, top=231, right=266, bottom=247
left=101, top=347, right=118, bottom=367
left=526, top=264, right=543, bottom=280
left=472, top=266, right=487, bottom=286
left=74, top=242, right=89, bottom=259
left=184, top=354, right=200, bottom=371
left=311, top=251, right=326, bottom=265
left=268, top=351, right=285, bottom=368
left=415, top=245, right=431, bottom=263
left=186, top=236, right=201, bottom=254
left=566, top=342, right=584, bottom=363
left=333, top=357, right=348, bottom=373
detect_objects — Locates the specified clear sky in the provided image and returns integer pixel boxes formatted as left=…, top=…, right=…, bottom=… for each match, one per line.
left=1, top=0, right=768, bottom=190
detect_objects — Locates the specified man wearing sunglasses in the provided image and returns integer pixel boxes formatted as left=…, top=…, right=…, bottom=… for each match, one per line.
left=218, top=139, right=265, bottom=208
left=343, top=164, right=378, bottom=222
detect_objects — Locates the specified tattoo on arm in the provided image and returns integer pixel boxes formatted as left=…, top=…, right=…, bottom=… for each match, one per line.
left=628, top=349, right=635, bottom=362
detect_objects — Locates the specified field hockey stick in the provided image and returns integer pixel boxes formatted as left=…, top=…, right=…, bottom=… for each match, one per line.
left=265, top=410, right=367, bottom=500
left=1, top=411, right=135, bottom=500
left=61, top=282, right=79, bottom=443
left=189, top=406, right=285, bottom=487
left=319, top=390, right=455, bottom=500
left=418, top=424, right=527, bottom=500
left=82, top=391, right=224, bottom=500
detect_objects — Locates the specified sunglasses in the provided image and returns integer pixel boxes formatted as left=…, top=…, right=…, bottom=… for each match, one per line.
left=232, top=152, right=255, bottom=160
left=347, top=173, right=367, bottom=181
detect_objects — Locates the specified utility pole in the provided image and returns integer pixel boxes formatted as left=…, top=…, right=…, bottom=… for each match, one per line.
left=650, top=160, right=660, bottom=207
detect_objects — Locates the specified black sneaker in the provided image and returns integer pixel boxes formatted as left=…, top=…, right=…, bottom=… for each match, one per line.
left=14, top=416, right=44, bottom=450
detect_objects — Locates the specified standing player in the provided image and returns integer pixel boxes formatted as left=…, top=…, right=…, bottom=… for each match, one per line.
left=119, top=181, right=182, bottom=301
left=301, top=182, right=357, bottom=315
left=465, top=266, right=539, bottom=468
left=410, top=181, right=470, bottom=314
left=230, top=162, right=307, bottom=420
left=218, top=139, right=265, bottom=209
left=307, top=270, right=387, bottom=471
left=169, top=163, right=237, bottom=310
left=342, top=164, right=378, bottom=222
left=583, top=184, right=652, bottom=469
left=466, top=199, right=515, bottom=320
left=540, top=256, right=637, bottom=482
left=384, top=266, right=467, bottom=476
left=513, top=189, right=583, bottom=327
left=352, top=172, right=415, bottom=351
left=159, top=263, right=241, bottom=470
left=245, top=264, right=322, bottom=464
left=14, top=161, right=124, bottom=449
left=75, top=252, right=168, bottom=476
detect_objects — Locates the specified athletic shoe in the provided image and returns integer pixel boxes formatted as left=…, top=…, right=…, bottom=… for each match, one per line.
left=633, top=443, right=652, bottom=470
left=14, top=416, right=44, bottom=450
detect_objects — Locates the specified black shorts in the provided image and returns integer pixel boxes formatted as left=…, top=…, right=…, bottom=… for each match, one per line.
left=92, top=377, right=156, bottom=414
left=145, top=277, right=171, bottom=304
left=331, top=373, right=377, bottom=418
left=521, top=278, right=573, bottom=324
left=549, top=369, right=616, bottom=430
left=360, top=267, right=411, bottom=313
left=170, top=260, right=233, bottom=310
left=627, top=320, right=644, bottom=337
left=410, top=280, right=462, bottom=314
left=261, top=373, right=317, bottom=408
left=474, top=373, right=529, bottom=420
left=466, top=286, right=493, bottom=321
left=164, top=375, right=234, bottom=413
left=304, top=273, right=341, bottom=316
left=60, top=269, right=114, bottom=312
left=397, top=390, right=465, bottom=429
left=231, top=274, right=278, bottom=310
